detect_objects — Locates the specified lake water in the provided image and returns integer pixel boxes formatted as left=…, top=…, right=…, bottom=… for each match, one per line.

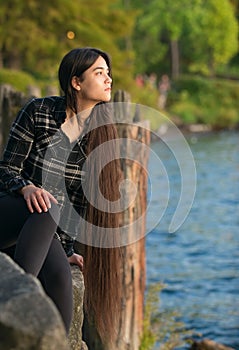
left=146, top=131, right=239, bottom=349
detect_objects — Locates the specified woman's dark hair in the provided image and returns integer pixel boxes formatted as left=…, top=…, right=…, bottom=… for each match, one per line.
left=58, top=47, right=112, bottom=113
left=59, top=48, right=122, bottom=344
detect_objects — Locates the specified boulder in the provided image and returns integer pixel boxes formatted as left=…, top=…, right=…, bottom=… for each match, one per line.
left=0, top=252, right=69, bottom=350
left=191, top=339, right=236, bottom=350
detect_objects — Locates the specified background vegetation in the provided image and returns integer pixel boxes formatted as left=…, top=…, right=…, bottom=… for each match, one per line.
left=139, top=283, right=195, bottom=350
left=1, top=0, right=239, bottom=130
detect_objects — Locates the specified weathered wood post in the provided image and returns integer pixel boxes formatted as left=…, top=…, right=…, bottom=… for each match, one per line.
left=113, top=90, right=150, bottom=350
left=0, top=84, right=28, bottom=150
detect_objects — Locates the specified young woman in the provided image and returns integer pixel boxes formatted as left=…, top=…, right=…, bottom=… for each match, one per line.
left=0, top=47, right=122, bottom=340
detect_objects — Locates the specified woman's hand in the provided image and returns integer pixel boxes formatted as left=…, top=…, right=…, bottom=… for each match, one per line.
left=68, top=253, right=84, bottom=270
left=19, top=184, right=58, bottom=213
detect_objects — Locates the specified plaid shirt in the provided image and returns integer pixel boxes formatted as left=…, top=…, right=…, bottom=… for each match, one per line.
left=0, top=96, right=89, bottom=256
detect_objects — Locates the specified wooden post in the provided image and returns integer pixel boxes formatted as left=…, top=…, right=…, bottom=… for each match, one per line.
left=114, top=91, right=150, bottom=350
left=115, top=124, right=149, bottom=350
left=83, top=91, right=150, bottom=350
left=0, top=84, right=30, bottom=151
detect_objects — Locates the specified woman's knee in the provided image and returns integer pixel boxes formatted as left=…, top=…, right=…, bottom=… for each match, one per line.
left=48, top=202, right=61, bottom=227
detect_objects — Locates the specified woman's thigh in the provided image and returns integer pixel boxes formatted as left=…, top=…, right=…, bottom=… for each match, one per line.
left=0, top=194, right=30, bottom=249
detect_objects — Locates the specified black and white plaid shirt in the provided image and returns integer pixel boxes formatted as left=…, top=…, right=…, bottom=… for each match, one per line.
left=0, top=96, right=89, bottom=256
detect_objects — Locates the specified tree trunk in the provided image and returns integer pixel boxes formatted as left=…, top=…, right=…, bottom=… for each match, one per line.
left=0, top=50, right=3, bottom=68
left=170, top=39, right=180, bottom=79
left=5, top=52, right=22, bottom=70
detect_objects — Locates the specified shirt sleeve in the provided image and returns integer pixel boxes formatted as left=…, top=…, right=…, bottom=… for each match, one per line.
left=0, top=99, right=35, bottom=194
left=55, top=229, right=75, bottom=257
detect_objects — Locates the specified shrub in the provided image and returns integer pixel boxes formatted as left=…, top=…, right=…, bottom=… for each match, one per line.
left=168, top=75, right=239, bottom=129
left=0, top=68, right=37, bottom=93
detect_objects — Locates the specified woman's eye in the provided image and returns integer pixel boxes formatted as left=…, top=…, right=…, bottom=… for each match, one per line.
left=95, top=70, right=110, bottom=77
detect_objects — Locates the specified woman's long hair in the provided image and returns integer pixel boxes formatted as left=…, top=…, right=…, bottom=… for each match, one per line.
left=58, top=48, right=122, bottom=343
left=83, top=105, right=122, bottom=343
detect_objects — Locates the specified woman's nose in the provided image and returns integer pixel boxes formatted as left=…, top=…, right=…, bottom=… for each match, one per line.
left=106, top=74, right=112, bottom=83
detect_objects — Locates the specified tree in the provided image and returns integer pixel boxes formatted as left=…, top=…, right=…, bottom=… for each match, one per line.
left=185, top=0, right=239, bottom=76
left=0, top=0, right=137, bottom=85
left=131, top=0, right=239, bottom=78
left=0, top=0, right=67, bottom=74
left=132, top=0, right=194, bottom=79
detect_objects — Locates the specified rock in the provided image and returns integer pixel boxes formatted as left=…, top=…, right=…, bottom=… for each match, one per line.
left=27, top=85, right=41, bottom=98
left=68, top=265, right=88, bottom=350
left=191, top=338, right=236, bottom=350
left=45, top=85, right=59, bottom=96
left=0, top=252, right=69, bottom=350
left=187, top=124, right=212, bottom=133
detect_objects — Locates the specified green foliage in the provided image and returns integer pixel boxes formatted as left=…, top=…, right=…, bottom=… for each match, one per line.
left=140, top=284, right=161, bottom=350
left=140, top=283, right=194, bottom=350
left=185, top=0, right=239, bottom=75
left=130, top=85, right=158, bottom=109
left=168, top=75, right=239, bottom=128
left=131, top=0, right=239, bottom=77
left=0, top=68, right=36, bottom=93
left=0, top=0, right=137, bottom=86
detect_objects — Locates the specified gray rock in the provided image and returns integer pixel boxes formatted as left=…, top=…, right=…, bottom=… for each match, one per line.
left=69, top=265, right=87, bottom=350
left=0, top=252, right=69, bottom=350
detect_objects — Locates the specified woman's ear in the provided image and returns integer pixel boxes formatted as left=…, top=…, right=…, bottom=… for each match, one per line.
left=71, top=76, right=81, bottom=91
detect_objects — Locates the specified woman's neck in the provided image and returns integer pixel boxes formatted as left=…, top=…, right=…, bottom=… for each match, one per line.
left=66, top=106, right=93, bottom=122
left=62, top=107, right=91, bottom=143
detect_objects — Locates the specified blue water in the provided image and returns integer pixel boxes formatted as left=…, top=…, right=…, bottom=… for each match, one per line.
left=146, top=131, right=239, bottom=349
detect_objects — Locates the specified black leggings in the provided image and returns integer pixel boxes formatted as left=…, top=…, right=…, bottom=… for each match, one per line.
left=0, top=194, right=73, bottom=334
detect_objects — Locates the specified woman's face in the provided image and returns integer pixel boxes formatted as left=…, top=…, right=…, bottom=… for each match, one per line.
left=75, top=55, right=112, bottom=109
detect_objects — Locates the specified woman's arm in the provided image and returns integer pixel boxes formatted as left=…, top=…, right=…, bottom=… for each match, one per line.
left=0, top=99, right=36, bottom=193
left=0, top=99, right=57, bottom=212
left=68, top=253, right=84, bottom=270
